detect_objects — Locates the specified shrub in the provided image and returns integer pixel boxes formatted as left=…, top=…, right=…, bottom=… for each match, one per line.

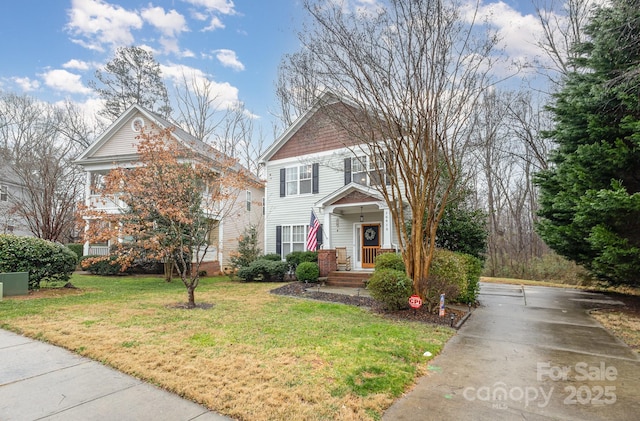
left=237, top=259, right=288, bottom=282
left=459, top=254, right=483, bottom=304
left=296, top=262, right=320, bottom=283
left=286, top=251, right=318, bottom=269
left=0, top=234, right=77, bottom=289
left=80, top=255, right=124, bottom=276
left=367, top=269, right=413, bottom=310
left=263, top=253, right=283, bottom=261
left=420, top=249, right=466, bottom=312
left=374, top=252, right=405, bottom=272
left=229, top=225, right=262, bottom=271
left=128, top=257, right=164, bottom=274
left=66, top=243, right=84, bottom=259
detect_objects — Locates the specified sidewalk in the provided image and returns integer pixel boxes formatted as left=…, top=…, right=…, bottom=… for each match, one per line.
left=0, top=329, right=231, bottom=421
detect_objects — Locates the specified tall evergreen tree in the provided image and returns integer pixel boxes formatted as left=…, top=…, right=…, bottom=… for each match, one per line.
left=90, top=46, right=172, bottom=121
left=536, top=0, right=640, bottom=285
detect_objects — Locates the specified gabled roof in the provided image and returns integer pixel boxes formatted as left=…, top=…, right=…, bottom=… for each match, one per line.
left=75, top=103, right=214, bottom=164
left=315, top=182, right=384, bottom=209
left=260, top=91, right=355, bottom=163
left=74, top=104, right=262, bottom=184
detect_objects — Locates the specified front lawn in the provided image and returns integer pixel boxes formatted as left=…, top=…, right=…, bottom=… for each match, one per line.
left=0, top=275, right=454, bottom=420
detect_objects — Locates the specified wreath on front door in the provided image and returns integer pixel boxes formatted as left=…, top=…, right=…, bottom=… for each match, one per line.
left=364, top=227, right=377, bottom=241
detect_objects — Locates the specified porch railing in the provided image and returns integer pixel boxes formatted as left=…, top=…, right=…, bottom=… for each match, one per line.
left=362, top=246, right=380, bottom=267
left=88, top=245, right=110, bottom=256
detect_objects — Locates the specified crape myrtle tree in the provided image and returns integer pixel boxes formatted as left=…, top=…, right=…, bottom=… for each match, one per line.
left=278, top=0, right=503, bottom=295
left=81, top=126, right=259, bottom=307
left=536, top=0, right=640, bottom=285
left=90, top=46, right=172, bottom=122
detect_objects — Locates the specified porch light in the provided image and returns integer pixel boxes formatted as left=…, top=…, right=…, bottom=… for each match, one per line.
left=360, top=206, right=364, bottom=222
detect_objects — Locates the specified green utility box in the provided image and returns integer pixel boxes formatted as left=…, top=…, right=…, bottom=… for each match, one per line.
left=0, top=272, right=29, bottom=296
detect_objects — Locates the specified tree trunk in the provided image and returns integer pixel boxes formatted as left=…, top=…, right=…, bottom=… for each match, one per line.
left=187, top=285, right=196, bottom=309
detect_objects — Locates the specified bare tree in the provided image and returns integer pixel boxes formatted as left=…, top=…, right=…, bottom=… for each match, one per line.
left=274, top=49, right=325, bottom=130
left=173, top=73, right=265, bottom=178
left=173, top=71, right=227, bottom=144
left=0, top=94, right=84, bottom=242
left=280, top=0, right=505, bottom=294
left=534, top=0, right=595, bottom=87
left=57, top=100, right=100, bottom=149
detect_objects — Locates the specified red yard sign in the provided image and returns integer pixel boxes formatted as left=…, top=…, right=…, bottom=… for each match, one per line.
left=409, top=295, right=422, bottom=309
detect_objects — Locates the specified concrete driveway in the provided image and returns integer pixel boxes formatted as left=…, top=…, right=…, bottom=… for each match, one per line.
left=384, top=282, right=640, bottom=420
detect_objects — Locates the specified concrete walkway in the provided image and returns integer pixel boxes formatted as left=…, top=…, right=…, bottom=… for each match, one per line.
left=0, top=330, right=231, bottom=421
left=383, top=282, right=640, bottom=420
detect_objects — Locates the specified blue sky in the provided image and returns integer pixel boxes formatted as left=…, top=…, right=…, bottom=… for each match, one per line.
left=0, top=0, right=551, bottom=136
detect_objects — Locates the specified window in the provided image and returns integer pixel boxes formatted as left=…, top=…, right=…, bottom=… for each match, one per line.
left=281, top=225, right=306, bottom=257
left=0, top=185, right=7, bottom=201
left=246, top=190, right=252, bottom=211
left=351, top=157, right=368, bottom=186
left=286, top=167, right=298, bottom=195
left=346, top=155, right=389, bottom=186
left=90, top=173, right=105, bottom=195
left=280, top=163, right=319, bottom=197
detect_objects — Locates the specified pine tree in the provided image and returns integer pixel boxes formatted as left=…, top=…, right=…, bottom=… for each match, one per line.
left=536, top=0, right=640, bottom=285
left=90, top=46, right=172, bottom=121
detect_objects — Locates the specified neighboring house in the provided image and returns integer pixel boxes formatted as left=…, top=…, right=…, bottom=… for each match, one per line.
left=0, top=162, right=32, bottom=237
left=74, top=104, right=264, bottom=273
left=260, top=93, right=399, bottom=270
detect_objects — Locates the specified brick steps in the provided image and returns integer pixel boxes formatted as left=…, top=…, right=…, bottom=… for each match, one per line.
left=325, top=271, right=371, bottom=288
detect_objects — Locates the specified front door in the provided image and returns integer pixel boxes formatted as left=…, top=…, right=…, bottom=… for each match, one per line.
left=361, top=224, right=380, bottom=268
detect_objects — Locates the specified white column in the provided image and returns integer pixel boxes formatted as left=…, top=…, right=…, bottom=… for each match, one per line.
left=382, top=208, right=392, bottom=249
left=323, top=210, right=332, bottom=249
left=83, top=171, right=92, bottom=256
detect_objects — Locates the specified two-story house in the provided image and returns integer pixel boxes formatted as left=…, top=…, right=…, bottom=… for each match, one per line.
left=0, top=162, right=32, bottom=237
left=75, top=104, right=264, bottom=274
left=260, top=93, right=400, bottom=271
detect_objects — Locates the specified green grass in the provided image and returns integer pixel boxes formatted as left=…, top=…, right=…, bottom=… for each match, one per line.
left=0, top=274, right=454, bottom=420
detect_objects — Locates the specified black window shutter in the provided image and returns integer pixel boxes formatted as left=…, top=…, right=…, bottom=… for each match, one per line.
left=276, top=225, right=282, bottom=256
left=279, top=168, right=286, bottom=197
left=317, top=224, right=323, bottom=247
left=312, top=163, right=319, bottom=194
left=344, top=158, right=351, bottom=185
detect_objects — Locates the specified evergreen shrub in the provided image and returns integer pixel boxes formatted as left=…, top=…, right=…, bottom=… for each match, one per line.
left=0, top=234, right=77, bottom=289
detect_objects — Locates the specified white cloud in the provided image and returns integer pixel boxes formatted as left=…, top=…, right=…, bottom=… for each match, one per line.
left=203, top=16, right=225, bottom=31
left=182, top=0, right=235, bottom=31
left=62, top=59, right=93, bottom=71
left=41, top=69, right=92, bottom=94
left=214, top=49, right=245, bottom=71
left=181, top=0, right=236, bottom=15
left=142, top=6, right=188, bottom=37
left=161, top=63, right=241, bottom=110
left=12, top=77, right=40, bottom=92
left=472, top=1, right=542, bottom=59
left=66, top=0, right=143, bottom=51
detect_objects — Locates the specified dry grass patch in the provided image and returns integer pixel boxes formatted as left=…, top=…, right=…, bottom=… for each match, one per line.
left=590, top=309, right=640, bottom=354
left=480, top=276, right=576, bottom=289
left=0, top=275, right=453, bottom=420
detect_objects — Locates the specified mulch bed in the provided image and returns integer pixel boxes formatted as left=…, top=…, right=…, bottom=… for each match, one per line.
left=271, top=282, right=467, bottom=328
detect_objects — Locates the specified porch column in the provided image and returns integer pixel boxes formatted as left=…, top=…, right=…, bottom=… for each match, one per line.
left=382, top=208, right=392, bottom=249
left=323, top=210, right=332, bottom=248
left=83, top=171, right=92, bottom=257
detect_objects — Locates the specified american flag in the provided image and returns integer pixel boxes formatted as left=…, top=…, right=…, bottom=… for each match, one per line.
left=306, top=210, right=320, bottom=251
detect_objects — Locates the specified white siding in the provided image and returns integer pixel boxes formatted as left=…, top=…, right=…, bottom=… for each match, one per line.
left=264, top=149, right=349, bottom=255
left=92, top=113, right=148, bottom=158
left=264, top=148, right=403, bottom=260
